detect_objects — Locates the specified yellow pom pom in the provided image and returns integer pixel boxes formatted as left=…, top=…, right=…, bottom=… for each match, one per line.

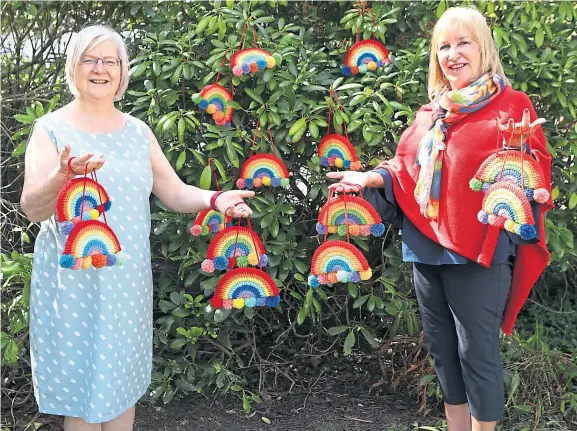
left=232, top=298, right=244, bottom=309
left=335, top=158, right=343, bottom=168
left=266, top=57, right=276, bottom=68
left=262, top=177, right=271, bottom=186
left=504, top=219, right=516, bottom=232
left=81, top=257, right=92, bottom=269
left=89, top=209, right=100, bottom=219
left=328, top=226, right=338, bottom=234
left=359, top=269, right=372, bottom=280
left=207, top=104, right=217, bottom=114
left=367, top=61, right=377, bottom=71
left=247, top=252, right=258, bottom=265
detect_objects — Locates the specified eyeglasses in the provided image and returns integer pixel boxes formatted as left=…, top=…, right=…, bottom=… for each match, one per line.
left=80, top=57, right=121, bottom=68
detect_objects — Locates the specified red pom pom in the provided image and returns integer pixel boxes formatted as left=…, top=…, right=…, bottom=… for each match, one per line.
left=351, top=66, right=359, bottom=75
left=213, top=111, right=225, bottom=122
left=92, top=254, right=107, bottom=268
left=236, top=178, right=246, bottom=189
left=328, top=273, right=338, bottom=284
left=228, top=257, right=236, bottom=269
left=250, top=62, right=258, bottom=73
left=253, top=178, right=263, bottom=188
left=190, top=225, right=202, bottom=236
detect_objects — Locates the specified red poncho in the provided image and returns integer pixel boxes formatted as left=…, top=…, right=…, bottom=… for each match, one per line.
left=380, top=86, right=553, bottom=334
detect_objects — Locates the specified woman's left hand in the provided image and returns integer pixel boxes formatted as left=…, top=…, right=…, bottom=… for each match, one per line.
left=214, top=190, right=255, bottom=218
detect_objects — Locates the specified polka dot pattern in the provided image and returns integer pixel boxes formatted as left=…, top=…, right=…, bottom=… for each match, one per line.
left=30, top=114, right=153, bottom=423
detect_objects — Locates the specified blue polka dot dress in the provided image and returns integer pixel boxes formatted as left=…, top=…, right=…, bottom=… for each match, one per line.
left=30, top=113, right=154, bottom=423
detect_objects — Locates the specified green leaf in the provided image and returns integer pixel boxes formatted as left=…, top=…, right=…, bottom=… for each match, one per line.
left=327, top=326, right=348, bottom=336
left=244, top=88, right=264, bottom=105
left=288, top=118, right=307, bottom=136
left=535, top=27, right=544, bottom=48
left=199, top=165, right=212, bottom=190
left=176, top=151, right=186, bottom=171
left=226, top=100, right=242, bottom=110
left=343, top=331, right=355, bottom=356
left=360, top=327, right=379, bottom=349
left=569, top=193, right=577, bottom=210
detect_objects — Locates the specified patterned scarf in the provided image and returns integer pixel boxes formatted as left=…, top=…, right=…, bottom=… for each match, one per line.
left=414, top=73, right=505, bottom=219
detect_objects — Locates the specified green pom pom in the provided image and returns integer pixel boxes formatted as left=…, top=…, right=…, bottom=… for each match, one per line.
left=236, top=256, right=249, bottom=267
left=280, top=178, right=290, bottom=187
left=469, top=178, right=483, bottom=192
left=337, top=225, right=348, bottom=236
left=272, top=53, right=282, bottom=65
left=192, top=93, right=202, bottom=104
left=201, top=225, right=209, bottom=236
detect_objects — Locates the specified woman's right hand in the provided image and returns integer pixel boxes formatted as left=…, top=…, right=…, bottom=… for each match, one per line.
left=59, top=144, right=105, bottom=176
left=326, top=171, right=373, bottom=193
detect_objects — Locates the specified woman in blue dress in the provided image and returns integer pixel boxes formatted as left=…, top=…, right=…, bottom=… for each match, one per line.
left=20, top=25, right=253, bottom=430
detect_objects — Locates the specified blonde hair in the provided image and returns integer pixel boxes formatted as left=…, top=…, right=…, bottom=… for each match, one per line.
left=427, top=7, right=510, bottom=101
left=65, top=25, right=129, bottom=102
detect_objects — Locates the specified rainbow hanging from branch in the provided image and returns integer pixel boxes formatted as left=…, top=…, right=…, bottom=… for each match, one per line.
left=318, top=134, right=361, bottom=171
left=59, top=220, right=127, bottom=270
left=201, top=226, right=268, bottom=273
left=342, top=40, right=391, bottom=76
left=190, top=209, right=230, bottom=236
left=477, top=181, right=536, bottom=240
left=230, top=48, right=281, bottom=76
left=56, top=178, right=111, bottom=235
left=470, top=150, right=550, bottom=203
left=308, top=240, right=372, bottom=287
left=211, top=267, right=280, bottom=309
left=316, top=195, right=385, bottom=237
left=192, top=84, right=233, bottom=126
left=236, top=154, right=290, bottom=189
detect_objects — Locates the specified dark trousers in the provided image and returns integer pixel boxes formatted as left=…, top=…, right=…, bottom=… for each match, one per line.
left=413, top=262, right=512, bottom=422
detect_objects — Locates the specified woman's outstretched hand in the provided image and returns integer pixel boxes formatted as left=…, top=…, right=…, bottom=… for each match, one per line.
left=59, top=144, right=105, bottom=176
left=326, top=171, right=371, bottom=193
left=215, top=190, right=255, bottom=218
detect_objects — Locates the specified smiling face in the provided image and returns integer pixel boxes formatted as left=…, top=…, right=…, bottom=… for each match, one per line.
left=436, top=27, right=484, bottom=91
left=74, top=40, right=121, bottom=102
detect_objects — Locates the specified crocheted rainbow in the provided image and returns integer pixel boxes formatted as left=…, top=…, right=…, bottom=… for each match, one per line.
left=318, top=134, right=361, bottom=171
left=470, top=151, right=549, bottom=203
left=230, top=48, right=277, bottom=76
left=201, top=226, right=268, bottom=273
left=190, top=209, right=229, bottom=236
left=56, top=177, right=111, bottom=234
left=211, top=267, right=280, bottom=309
left=342, top=40, right=391, bottom=76
left=59, top=220, right=127, bottom=270
left=236, top=154, right=290, bottom=189
left=316, top=195, right=385, bottom=237
left=193, top=84, right=233, bottom=126
left=308, top=240, right=372, bottom=287
left=477, top=181, right=536, bottom=240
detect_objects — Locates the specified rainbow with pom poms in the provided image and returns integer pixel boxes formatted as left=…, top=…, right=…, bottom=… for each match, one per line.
left=211, top=267, right=280, bottom=310
left=230, top=49, right=281, bottom=76
left=59, top=220, right=127, bottom=270
left=318, top=134, right=361, bottom=171
left=192, top=84, right=233, bottom=126
left=316, top=195, right=385, bottom=237
left=341, top=40, right=391, bottom=76
left=201, top=226, right=268, bottom=273
left=308, top=240, right=372, bottom=287
left=56, top=177, right=111, bottom=234
left=190, top=209, right=231, bottom=236
left=236, top=154, right=289, bottom=189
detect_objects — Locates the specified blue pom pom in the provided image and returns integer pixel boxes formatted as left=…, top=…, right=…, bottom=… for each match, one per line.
left=245, top=297, right=256, bottom=308
left=316, top=223, right=327, bottom=234
left=60, top=254, right=75, bottom=268
left=341, top=66, right=352, bottom=76
left=320, top=157, right=329, bottom=167
left=104, top=200, right=112, bottom=211
left=242, top=63, right=251, bottom=74
left=477, top=210, right=489, bottom=224
left=266, top=296, right=281, bottom=307
left=214, top=256, right=228, bottom=271
left=256, top=297, right=267, bottom=307
left=482, top=183, right=491, bottom=193
left=245, top=178, right=254, bottom=189
left=256, top=59, right=267, bottom=70
left=343, top=160, right=351, bottom=169
left=60, top=221, right=74, bottom=235
left=519, top=224, right=536, bottom=240
left=308, top=275, right=319, bottom=288
left=199, top=100, right=209, bottom=110
left=271, top=178, right=281, bottom=187
left=525, top=188, right=534, bottom=201
left=259, top=254, right=269, bottom=267
left=106, top=254, right=116, bottom=266
left=371, top=223, right=386, bottom=237
left=350, top=272, right=360, bottom=283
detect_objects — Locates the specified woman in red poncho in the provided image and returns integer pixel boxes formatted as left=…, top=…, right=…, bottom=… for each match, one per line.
left=328, top=7, right=552, bottom=431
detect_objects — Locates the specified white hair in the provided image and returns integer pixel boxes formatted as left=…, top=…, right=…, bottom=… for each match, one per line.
left=65, top=25, right=129, bottom=101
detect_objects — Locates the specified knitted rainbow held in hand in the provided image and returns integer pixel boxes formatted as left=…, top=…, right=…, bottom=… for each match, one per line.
left=342, top=40, right=391, bottom=76
left=56, top=177, right=111, bottom=235
left=211, top=267, right=280, bottom=309
left=236, top=154, right=290, bottom=189
left=192, top=84, right=233, bottom=126
left=316, top=195, right=385, bottom=237
left=230, top=49, right=280, bottom=76
left=318, top=134, right=361, bottom=171
left=59, top=220, right=127, bottom=270
left=190, top=209, right=230, bottom=236
left=202, top=226, right=268, bottom=273
left=470, top=150, right=549, bottom=203
left=308, top=240, right=372, bottom=287
left=477, top=181, right=536, bottom=240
